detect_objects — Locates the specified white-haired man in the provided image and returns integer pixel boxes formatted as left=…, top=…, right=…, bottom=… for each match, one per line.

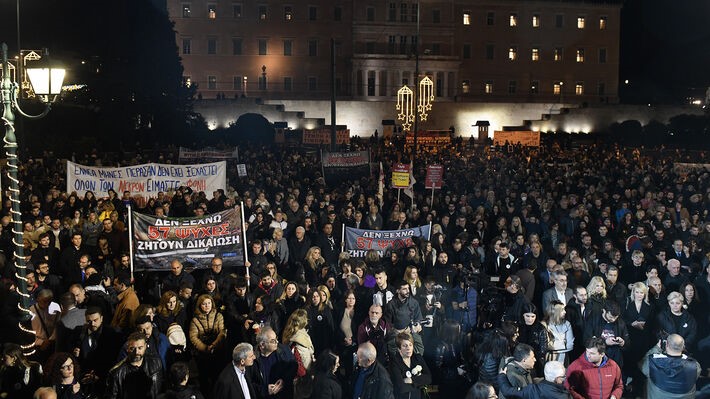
left=498, top=360, right=571, bottom=398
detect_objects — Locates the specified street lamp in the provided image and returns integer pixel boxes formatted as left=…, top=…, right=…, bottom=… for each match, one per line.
left=1, top=42, right=64, bottom=353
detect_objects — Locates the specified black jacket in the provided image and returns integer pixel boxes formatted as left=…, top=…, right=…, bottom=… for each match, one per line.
left=498, top=374, right=572, bottom=399
left=106, top=355, right=164, bottom=399
left=311, top=372, right=343, bottom=399
left=212, top=364, right=257, bottom=399
left=351, top=362, right=394, bottom=399
left=388, top=352, right=432, bottom=399
left=656, top=309, right=698, bottom=348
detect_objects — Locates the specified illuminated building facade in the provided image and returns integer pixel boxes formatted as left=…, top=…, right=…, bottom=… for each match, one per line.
left=168, top=0, right=621, bottom=104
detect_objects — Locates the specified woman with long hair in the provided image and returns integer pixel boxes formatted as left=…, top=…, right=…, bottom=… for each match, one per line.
left=333, top=289, right=360, bottom=378
left=283, top=309, right=316, bottom=399
left=189, top=294, right=226, bottom=396
left=246, top=294, right=283, bottom=340
left=517, top=303, right=547, bottom=376
left=681, top=282, right=702, bottom=326
left=0, top=343, right=42, bottom=398
left=44, top=352, right=84, bottom=399
left=586, top=275, right=607, bottom=321
left=544, top=300, right=574, bottom=365
left=305, top=246, right=327, bottom=287
left=155, top=291, right=187, bottom=334
left=306, top=287, right=335, bottom=357
left=311, top=350, right=342, bottom=399
left=403, top=266, right=422, bottom=298
left=389, top=332, right=432, bottom=399
left=277, top=281, right=307, bottom=321
left=476, top=323, right=517, bottom=391
left=199, top=274, right=223, bottom=310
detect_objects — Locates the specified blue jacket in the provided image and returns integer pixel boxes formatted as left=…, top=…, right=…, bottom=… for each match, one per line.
left=641, top=346, right=701, bottom=399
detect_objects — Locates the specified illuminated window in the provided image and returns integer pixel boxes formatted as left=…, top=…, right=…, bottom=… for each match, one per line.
left=283, top=40, right=292, bottom=56
left=531, top=48, right=540, bottom=61
left=530, top=80, right=539, bottom=94
left=182, top=4, right=191, bottom=17
left=259, top=5, right=267, bottom=20
left=208, top=75, right=217, bottom=90
left=208, top=4, right=217, bottom=19
left=485, top=81, right=493, bottom=94
left=463, top=12, right=471, bottom=25
left=532, top=14, right=540, bottom=27
left=575, top=82, right=584, bottom=95
left=509, top=13, right=518, bottom=27
left=553, top=82, right=562, bottom=95
left=599, top=48, right=607, bottom=63
left=554, top=47, right=563, bottom=61
left=233, top=4, right=242, bottom=18
left=576, top=48, right=585, bottom=62
left=487, top=12, right=495, bottom=25
left=577, top=16, right=585, bottom=29
left=508, top=46, right=517, bottom=61
left=183, top=76, right=191, bottom=87
left=599, top=16, right=607, bottom=30
left=462, top=80, right=470, bottom=93
left=182, top=39, right=191, bottom=55
left=284, top=6, right=293, bottom=21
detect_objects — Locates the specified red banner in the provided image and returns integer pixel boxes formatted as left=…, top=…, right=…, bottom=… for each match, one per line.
left=425, top=164, right=444, bottom=189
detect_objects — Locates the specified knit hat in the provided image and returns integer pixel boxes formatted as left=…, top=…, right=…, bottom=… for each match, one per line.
left=166, top=324, right=187, bottom=348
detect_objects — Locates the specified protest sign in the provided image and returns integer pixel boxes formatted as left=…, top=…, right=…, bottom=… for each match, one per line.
left=67, top=161, right=226, bottom=198
left=321, top=150, right=371, bottom=185
left=132, top=208, right=244, bottom=270
left=178, top=147, right=239, bottom=160
left=425, top=164, right=444, bottom=189
left=493, top=131, right=541, bottom=147
left=344, top=224, right=431, bottom=258
left=391, top=163, right=411, bottom=189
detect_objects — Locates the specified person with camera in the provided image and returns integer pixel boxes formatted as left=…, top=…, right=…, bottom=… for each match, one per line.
left=641, top=334, right=701, bottom=399
left=451, top=274, right=478, bottom=333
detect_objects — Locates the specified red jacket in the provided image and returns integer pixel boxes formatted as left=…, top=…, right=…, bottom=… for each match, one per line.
left=565, top=353, right=623, bottom=399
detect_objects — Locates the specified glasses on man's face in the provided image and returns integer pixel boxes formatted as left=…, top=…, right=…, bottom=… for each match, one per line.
left=60, top=363, right=73, bottom=370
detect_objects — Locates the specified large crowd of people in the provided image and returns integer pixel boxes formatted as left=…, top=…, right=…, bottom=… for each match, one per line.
left=1, top=137, right=710, bottom=399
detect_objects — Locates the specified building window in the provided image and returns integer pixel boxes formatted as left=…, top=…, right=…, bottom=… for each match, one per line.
left=436, top=72, right=443, bottom=97
left=463, top=12, right=471, bottom=25
left=432, top=9, right=441, bottom=23
left=182, top=4, right=190, bottom=17
left=258, top=39, right=267, bottom=55
left=486, top=44, right=494, bottom=60
left=400, top=3, right=408, bottom=22
left=259, top=5, right=267, bottom=20
left=182, top=39, right=191, bottom=55
left=284, top=77, right=292, bottom=91
left=388, top=3, right=396, bottom=22
left=309, top=6, right=317, bottom=20
left=554, top=47, right=563, bottom=61
left=334, top=6, right=342, bottom=21
left=208, top=4, right=217, bottom=19
left=431, top=43, right=441, bottom=55
left=411, top=3, right=418, bottom=22
left=530, top=80, right=539, bottom=94
left=462, top=80, right=471, bottom=94
left=555, top=14, right=563, bottom=28
left=487, top=11, right=495, bottom=25
left=207, top=38, right=217, bottom=54
left=553, top=82, right=562, bottom=95
left=576, top=48, right=585, bottom=62
left=367, top=7, right=375, bottom=21
left=599, top=48, right=607, bottom=63
left=598, top=82, right=606, bottom=95
left=233, top=76, right=242, bottom=90
left=208, top=75, right=217, bottom=90
left=232, top=38, right=242, bottom=55
left=463, top=44, right=471, bottom=59
left=575, top=82, right=584, bottom=95
left=388, top=36, right=396, bottom=54
left=577, top=16, right=585, bottom=29
left=367, top=71, right=375, bottom=96
left=599, top=16, right=607, bottom=30
left=484, top=81, right=493, bottom=94
left=509, top=13, right=518, bottom=27
left=366, top=42, right=375, bottom=54
left=508, top=46, right=517, bottom=61
left=233, top=4, right=242, bottom=18
left=399, top=36, right=407, bottom=54
left=284, top=6, right=293, bottom=21
left=308, top=40, right=318, bottom=56
left=508, top=80, right=517, bottom=94
left=531, top=48, right=540, bottom=61
left=532, top=14, right=540, bottom=27
left=283, top=40, right=292, bottom=56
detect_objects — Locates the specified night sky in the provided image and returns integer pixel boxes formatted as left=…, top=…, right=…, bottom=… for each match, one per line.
left=1, top=0, right=710, bottom=104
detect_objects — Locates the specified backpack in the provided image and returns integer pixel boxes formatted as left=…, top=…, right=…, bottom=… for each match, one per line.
left=291, top=342, right=307, bottom=378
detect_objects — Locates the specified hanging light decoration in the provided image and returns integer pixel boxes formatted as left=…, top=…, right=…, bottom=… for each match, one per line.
left=396, top=85, right=415, bottom=132
left=418, top=76, right=434, bottom=121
